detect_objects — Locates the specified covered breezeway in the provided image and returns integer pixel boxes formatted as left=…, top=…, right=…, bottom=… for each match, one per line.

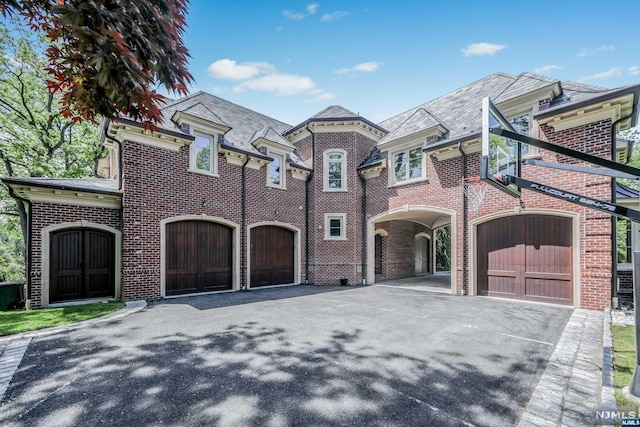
left=367, top=205, right=457, bottom=295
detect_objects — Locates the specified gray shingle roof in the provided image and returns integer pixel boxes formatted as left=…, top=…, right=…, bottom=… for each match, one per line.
left=249, top=126, right=295, bottom=150
left=379, top=72, right=637, bottom=150
left=617, top=182, right=639, bottom=199
left=379, top=72, right=517, bottom=145
left=1, top=177, right=120, bottom=194
left=157, top=92, right=292, bottom=156
left=358, top=148, right=385, bottom=169
left=378, top=108, right=443, bottom=146
left=311, top=105, right=359, bottom=119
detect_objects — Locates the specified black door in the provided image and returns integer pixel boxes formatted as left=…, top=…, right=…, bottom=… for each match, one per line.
left=50, top=228, right=115, bottom=302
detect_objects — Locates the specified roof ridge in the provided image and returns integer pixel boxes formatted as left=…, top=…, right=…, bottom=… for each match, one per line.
left=380, top=72, right=516, bottom=125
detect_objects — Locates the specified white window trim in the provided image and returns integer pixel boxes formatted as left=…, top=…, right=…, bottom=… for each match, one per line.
left=388, top=145, right=427, bottom=187
left=188, top=131, right=218, bottom=176
left=266, top=148, right=286, bottom=190
left=323, top=149, right=347, bottom=192
left=324, top=213, right=347, bottom=241
left=618, top=220, right=638, bottom=271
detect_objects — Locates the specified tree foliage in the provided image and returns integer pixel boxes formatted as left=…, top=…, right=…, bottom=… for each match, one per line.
left=0, top=19, right=102, bottom=279
left=0, top=0, right=193, bottom=128
left=435, top=226, right=451, bottom=272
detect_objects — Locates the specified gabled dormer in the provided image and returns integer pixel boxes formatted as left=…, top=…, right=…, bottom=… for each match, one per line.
left=171, top=102, right=232, bottom=177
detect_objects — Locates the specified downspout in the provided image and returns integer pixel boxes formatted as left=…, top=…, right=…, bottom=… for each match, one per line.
left=359, top=172, right=367, bottom=285
left=304, top=123, right=315, bottom=284
left=8, top=190, right=32, bottom=308
left=458, top=142, right=467, bottom=295
left=241, top=154, right=251, bottom=290
left=103, top=120, right=124, bottom=191
left=610, top=104, right=638, bottom=302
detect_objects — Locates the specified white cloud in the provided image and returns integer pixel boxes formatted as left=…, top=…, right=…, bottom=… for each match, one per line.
left=534, top=65, right=563, bottom=74
left=207, top=59, right=274, bottom=81
left=320, top=11, right=350, bottom=22
left=461, top=42, right=507, bottom=57
left=579, top=67, right=623, bottom=81
left=306, top=90, right=337, bottom=103
left=576, top=45, right=614, bottom=57
left=335, top=61, right=382, bottom=75
left=630, top=66, right=640, bottom=75
left=235, top=73, right=316, bottom=96
left=283, top=3, right=319, bottom=20
left=211, top=86, right=227, bottom=94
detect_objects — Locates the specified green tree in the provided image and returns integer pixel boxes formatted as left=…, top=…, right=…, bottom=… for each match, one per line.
left=435, top=225, right=451, bottom=272
left=0, top=19, right=102, bottom=279
left=0, top=0, right=192, bottom=128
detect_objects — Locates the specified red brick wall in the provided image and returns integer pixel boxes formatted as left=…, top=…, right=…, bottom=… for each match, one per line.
left=373, top=221, right=431, bottom=280
left=304, top=131, right=377, bottom=285
left=464, top=119, right=614, bottom=309
left=30, top=203, right=122, bottom=307
left=121, top=140, right=307, bottom=301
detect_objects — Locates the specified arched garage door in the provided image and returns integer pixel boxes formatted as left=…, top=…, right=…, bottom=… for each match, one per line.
left=50, top=228, right=115, bottom=303
left=166, top=221, right=233, bottom=295
left=477, top=214, right=573, bottom=306
left=250, top=226, right=295, bottom=288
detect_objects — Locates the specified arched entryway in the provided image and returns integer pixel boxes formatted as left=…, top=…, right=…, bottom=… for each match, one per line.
left=367, top=205, right=457, bottom=294
left=414, top=233, right=431, bottom=274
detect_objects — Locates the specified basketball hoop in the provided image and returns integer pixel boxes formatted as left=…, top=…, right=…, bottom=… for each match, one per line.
left=461, top=177, right=488, bottom=213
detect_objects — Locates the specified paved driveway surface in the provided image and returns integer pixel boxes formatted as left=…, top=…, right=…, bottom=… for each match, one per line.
left=0, top=285, right=572, bottom=426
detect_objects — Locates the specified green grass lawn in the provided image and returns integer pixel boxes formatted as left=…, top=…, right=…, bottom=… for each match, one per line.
left=0, top=302, right=125, bottom=336
left=612, top=325, right=638, bottom=408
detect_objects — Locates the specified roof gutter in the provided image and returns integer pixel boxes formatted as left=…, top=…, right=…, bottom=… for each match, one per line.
left=535, top=84, right=640, bottom=121
left=304, top=123, right=315, bottom=284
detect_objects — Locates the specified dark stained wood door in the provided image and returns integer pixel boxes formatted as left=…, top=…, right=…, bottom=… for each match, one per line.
left=166, top=221, right=233, bottom=295
left=50, top=228, right=115, bottom=303
left=477, top=215, right=573, bottom=305
left=250, top=226, right=295, bottom=288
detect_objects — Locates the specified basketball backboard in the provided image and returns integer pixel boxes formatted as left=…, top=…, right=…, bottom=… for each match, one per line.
left=480, top=97, right=521, bottom=197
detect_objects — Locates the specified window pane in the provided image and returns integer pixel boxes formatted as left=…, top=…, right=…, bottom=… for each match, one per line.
left=269, top=155, right=281, bottom=186
left=329, top=218, right=341, bottom=237
left=328, top=161, right=342, bottom=188
left=409, top=149, right=422, bottom=179
left=508, top=113, right=531, bottom=155
left=618, top=219, right=632, bottom=263
left=394, top=152, right=407, bottom=181
left=328, top=153, right=342, bottom=160
left=195, top=135, right=211, bottom=171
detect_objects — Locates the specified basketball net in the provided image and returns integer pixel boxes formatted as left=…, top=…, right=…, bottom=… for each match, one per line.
left=462, top=177, right=488, bottom=213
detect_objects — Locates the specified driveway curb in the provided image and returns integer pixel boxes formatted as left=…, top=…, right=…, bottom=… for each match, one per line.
left=0, top=300, right=146, bottom=401
left=518, top=309, right=603, bottom=426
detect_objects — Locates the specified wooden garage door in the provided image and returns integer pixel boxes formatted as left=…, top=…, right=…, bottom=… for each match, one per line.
left=50, top=228, right=115, bottom=303
left=166, top=221, right=233, bottom=295
left=250, top=226, right=294, bottom=288
left=477, top=215, right=573, bottom=305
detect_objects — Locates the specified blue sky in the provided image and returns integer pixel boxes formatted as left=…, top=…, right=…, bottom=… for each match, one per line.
left=181, top=1, right=640, bottom=126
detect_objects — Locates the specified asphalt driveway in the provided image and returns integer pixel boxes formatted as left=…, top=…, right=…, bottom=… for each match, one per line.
left=0, top=285, right=572, bottom=426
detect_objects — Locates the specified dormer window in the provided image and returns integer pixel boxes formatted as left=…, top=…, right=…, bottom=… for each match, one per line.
left=393, top=147, right=423, bottom=183
left=190, top=132, right=217, bottom=175
left=268, top=152, right=285, bottom=188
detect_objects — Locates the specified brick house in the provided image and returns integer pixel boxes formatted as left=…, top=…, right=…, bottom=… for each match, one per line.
left=3, top=72, right=639, bottom=310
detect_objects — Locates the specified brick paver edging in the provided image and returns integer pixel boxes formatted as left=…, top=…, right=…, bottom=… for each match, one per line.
left=517, top=309, right=604, bottom=427
left=0, top=300, right=146, bottom=400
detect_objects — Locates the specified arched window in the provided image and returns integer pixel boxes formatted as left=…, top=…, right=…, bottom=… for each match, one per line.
left=323, top=149, right=347, bottom=191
